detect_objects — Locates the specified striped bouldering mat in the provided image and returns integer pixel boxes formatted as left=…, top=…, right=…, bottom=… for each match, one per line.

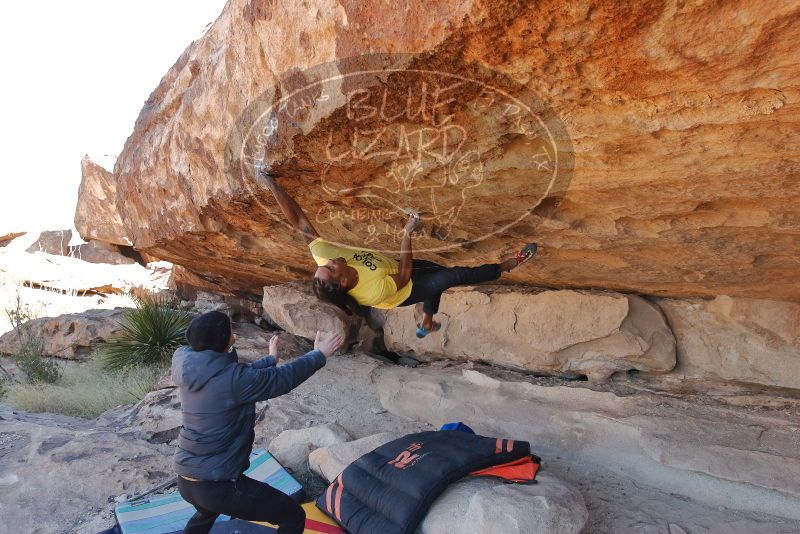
left=114, top=449, right=343, bottom=534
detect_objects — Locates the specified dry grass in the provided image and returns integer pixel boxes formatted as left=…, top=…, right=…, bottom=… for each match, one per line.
left=3, top=358, right=162, bottom=418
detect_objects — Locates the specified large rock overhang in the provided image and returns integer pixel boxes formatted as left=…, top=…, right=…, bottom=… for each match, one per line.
left=114, top=0, right=800, bottom=300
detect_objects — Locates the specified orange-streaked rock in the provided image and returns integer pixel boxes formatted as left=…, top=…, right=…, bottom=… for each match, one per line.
left=114, top=0, right=800, bottom=301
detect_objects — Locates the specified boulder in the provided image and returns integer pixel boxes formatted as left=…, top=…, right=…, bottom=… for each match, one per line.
left=192, top=291, right=230, bottom=313
left=381, top=286, right=676, bottom=381
left=0, top=308, right=128, bottom=360
left=268, top=423, right=351, bottom=472
left=231, top=322, right=272, bottom=362
left=245, top=330, right=312, bottom=363
left=262, top=281, right=362, bottom=343
left=112, top=0, right=799, bottom=302
left=310, top=432, right=587, bottom=534
left=176, top=290, right=263, bottom=324
left=420, top=474, right=587, bottom=534
left=309, top=432, right=402, bottom=482
left=75, top=156, right=132, bottom=246
left=168, top=265, right=227, bottom=300
left=70, top=240, right=137, bottom=265
left=658, top=296, right=800, bottom=390
left=26, top=229, right=72, bottom=256
left=99, top=387, right=183, bottom=444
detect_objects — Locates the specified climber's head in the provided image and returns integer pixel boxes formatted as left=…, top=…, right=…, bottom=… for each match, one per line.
left=312, top=270, right=362, bottom=317
left=313, top=257, right=352, bottom=289
left=186, top=311, right=234, bottom=353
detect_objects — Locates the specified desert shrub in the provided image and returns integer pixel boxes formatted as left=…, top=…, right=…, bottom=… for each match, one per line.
left=99, top=293, right=192, bottom=371
left=4, top=358, right=161, bottom=418
left=4, top=293, right=61, bottom=383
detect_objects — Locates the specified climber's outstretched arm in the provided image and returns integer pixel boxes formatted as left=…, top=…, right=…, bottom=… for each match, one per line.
left=389, top=213, right=420, bottom=290
left=257, top=168, right=319, bottom=243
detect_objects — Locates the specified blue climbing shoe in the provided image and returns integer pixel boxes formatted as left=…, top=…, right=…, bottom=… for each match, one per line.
left=416, top=321, right=441, bottom=339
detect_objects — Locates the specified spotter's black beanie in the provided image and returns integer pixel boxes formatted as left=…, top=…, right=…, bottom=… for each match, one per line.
left=186, top=311, right=232, bottom=353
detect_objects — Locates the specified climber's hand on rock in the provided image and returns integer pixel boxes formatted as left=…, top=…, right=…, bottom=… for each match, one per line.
left=404, top=212, right=421, bottom=234
left=269, top=334, right=280, bottom=363
left=315, top=331, right=345, bottom=358
left=254, top=160, right=277, bottom=182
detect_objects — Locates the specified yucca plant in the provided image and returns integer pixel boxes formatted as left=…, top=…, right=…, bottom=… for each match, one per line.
left=100, top=293, right=193, bottom=371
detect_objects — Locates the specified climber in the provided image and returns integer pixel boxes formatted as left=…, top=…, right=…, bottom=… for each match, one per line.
left=257, top=165, right=538, bottom=337
left=172, top=311, right=344, bottom=534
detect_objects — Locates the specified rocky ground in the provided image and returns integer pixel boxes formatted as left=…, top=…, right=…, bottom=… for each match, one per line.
left=2, top=346, right=799, bottom=534
left=1, top=236, right=797, bottom=532
left=1, top=231, right=797, bottom=533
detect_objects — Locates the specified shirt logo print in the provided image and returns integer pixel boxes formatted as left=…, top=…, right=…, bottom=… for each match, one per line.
left=352, top=251, right=380, bottom=271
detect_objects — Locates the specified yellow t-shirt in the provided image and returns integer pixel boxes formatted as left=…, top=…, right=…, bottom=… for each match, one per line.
left=309, top=238, right=412, bottom=309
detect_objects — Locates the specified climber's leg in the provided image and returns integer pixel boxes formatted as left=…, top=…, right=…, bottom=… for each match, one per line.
left=499, top=243, right=538, bottom=272
left=400, top=245, right=539, bottom=337
left=400, top=260, right=501, bottom=337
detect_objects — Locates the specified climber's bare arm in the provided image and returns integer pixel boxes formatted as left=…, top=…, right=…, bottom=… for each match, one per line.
left=257, top=167, right=319, bottom=243
left=390, top=213, right=420, bottom=290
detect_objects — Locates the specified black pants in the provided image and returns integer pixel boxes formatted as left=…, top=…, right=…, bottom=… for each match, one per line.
left=177, top=476, right=305, bottom=534
left=399, top=260, right=502, bottom=315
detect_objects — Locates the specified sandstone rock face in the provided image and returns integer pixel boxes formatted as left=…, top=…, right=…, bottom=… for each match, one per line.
left=310, top=432, right=587, bottom=534
left=268, top=423, right=351, bottom=471
left=262, top=281, right=362, bottom=343
left=113, top=0, right=799, bottom=302
left=75, top=156, right=132, bottom=246
left=0, top=246, right=172, bottom=299
left=381, top=286, right=676, bottom=381
left=231, top=322, right=271, bottom=362
left=0, top=308, right=128, bottom=360
left=658, top=296, right=800, bottom=390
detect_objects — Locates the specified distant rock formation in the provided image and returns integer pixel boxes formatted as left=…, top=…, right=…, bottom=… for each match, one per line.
left=25, top=229, right=141, bottom=265
left=75, top=156, right=132, bottom=246
left=0, top=232, right=25, bottom=247
left=26, top=229, right=72, bottom=256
